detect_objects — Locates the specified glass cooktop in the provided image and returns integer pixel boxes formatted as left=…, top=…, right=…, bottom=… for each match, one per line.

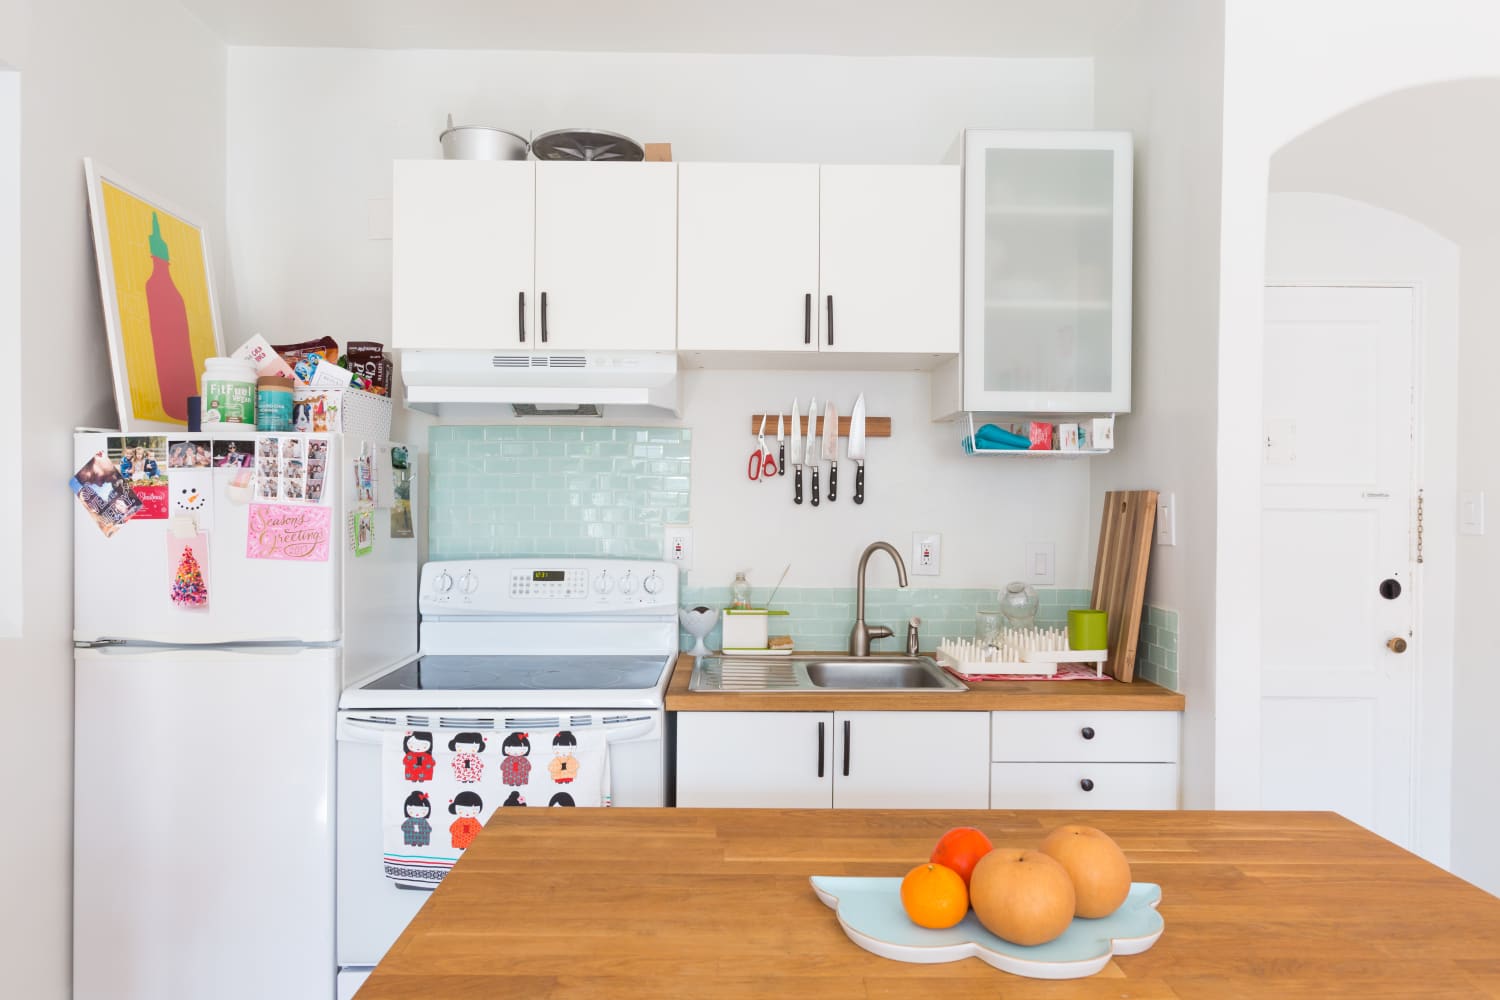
left=360, top=654, right=672, bottom=692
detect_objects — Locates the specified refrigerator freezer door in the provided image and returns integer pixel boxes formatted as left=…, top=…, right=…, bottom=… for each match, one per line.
left=73, top=644, right=339, bottom=1000
left=73, top=431, right=341, bottom=644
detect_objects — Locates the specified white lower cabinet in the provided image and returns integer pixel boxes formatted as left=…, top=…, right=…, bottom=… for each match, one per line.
left=674, top=711, right=989, bottom=809
left=990, top=711, right=1179, bottom=810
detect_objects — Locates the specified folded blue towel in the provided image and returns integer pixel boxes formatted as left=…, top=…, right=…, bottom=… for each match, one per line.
left=975, top=424, right=1032, bottom=448
left=962, top=434, right=1030, bottom=454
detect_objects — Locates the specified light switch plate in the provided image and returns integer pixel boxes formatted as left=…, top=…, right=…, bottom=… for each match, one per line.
left=1460, top=492, right=1485, bottom=536
left=1024, top=541, right=1055, bottom=585
left=663, top=524, right=694, bottom=569
left=1156, top=492, right=1177, bottom=546
left=912, top=532, right=941, bottom=576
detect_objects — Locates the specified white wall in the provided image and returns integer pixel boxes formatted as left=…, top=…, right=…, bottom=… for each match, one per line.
left=224, top=47, right=1100, bottom=588
left=0, top=66, right=18, bottom=637
left=0, top=1, right=226, bottom=995
left=1454, top=234, right=1500, bottom=896
left=1214, top=0, right=1500, bottom=809
left=1264, top=192, right=1459, bottom=868
left=1090, top=0, right=1225, bottom=804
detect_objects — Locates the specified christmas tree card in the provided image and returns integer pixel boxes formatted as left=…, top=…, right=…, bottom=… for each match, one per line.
left=167, top=531, right=210, bottom=610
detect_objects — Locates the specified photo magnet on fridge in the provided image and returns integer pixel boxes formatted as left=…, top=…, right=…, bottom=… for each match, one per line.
left=106, top=435, right=169, bottom=519
left=167, top=439, right=212, bottom=468
left=70, top=451, right=143, bottom=537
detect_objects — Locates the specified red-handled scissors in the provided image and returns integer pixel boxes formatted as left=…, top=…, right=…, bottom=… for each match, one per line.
left=748, top=414, right=778, bottom=481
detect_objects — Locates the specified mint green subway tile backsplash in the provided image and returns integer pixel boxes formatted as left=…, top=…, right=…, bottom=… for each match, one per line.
left=428, top=425, right=691, bottom=560
left=1134, top=606, right=1180, bottom=691
left=678, top=587, right=1093, bottom=657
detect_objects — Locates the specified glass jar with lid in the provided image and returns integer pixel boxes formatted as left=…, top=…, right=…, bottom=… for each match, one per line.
left=998, top=581, right=1039, bottom=629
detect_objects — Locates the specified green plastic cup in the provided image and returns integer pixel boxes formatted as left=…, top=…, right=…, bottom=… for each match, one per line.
left=1068, top=609, right=1108, bottom=652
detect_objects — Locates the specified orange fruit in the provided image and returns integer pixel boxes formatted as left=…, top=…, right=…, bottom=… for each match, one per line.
left=930, top=826, right=994, bottom=887
left=900, top=862, right=970, bottom=929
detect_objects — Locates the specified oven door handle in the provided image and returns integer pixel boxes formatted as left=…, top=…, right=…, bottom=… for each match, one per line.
left=337, top=717, right=659, bottom=744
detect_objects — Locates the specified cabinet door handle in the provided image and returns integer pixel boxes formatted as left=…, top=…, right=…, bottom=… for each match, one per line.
left=817, top=721, right=825, bottom=778
left=842, top=719, right=851, bottom=777
left=804, top=293, right=812, bottom=345
left=1080, top=778, right=1095, bottom=792
left=1081, top=726, right=1096, bottom=741
left=518, top=291, right=526, bottom=343
left=826, top=295, right=834, bottom=347
left=540, top=291, right=549, bottom=344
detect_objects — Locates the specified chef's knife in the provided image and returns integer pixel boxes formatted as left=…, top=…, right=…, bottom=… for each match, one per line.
left=848, top=393, right=866, bottom=505
left=776, top=414, right=785, bottom=475
left=807, top=396, right=820, bottom=507
left=789, top=399, right=803, bottom=505
left=822, top=400, right=839, bottom=502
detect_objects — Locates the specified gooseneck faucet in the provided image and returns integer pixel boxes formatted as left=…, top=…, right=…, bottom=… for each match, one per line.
left=849, top=541, right=910, bottom=656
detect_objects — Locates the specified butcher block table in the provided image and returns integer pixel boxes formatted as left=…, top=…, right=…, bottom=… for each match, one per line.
left=356, top=809, right=1500, bottom=999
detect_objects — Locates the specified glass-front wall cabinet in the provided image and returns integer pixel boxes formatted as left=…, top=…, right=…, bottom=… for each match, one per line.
left=961, top=130, right=1133, bottom=413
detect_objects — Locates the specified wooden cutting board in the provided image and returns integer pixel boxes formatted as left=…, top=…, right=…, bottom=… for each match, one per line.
left=1091, top=489, right=1159, bottom=682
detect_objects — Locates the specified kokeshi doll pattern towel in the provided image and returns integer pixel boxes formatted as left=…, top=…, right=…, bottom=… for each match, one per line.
left=383, top=727, right=611, bottom=885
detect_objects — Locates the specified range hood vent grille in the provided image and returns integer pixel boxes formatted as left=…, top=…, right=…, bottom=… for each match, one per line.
left=491, top=355, right=530, bottom=368
left=490, top=354, right=588, bottom=369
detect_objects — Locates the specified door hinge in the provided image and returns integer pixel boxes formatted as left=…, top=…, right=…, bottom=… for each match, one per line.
left=1417, top=489, right=1424, bottom=565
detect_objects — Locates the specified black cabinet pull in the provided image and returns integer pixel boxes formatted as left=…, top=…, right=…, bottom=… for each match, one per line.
left=1081, top=726, right=1096, bottom=741
left=1080, top=778, right=1095, bottom=792
left=518, top=291, right=526, bottom=343
left=804, top=293, right=812, bottom=345
left=842, top=719, right=851, bottom=777
left=826, top=295, right=834, bottom=346
left=540, top=291, right=549, bottom=343
left=817, top=722, right=825, bottom=778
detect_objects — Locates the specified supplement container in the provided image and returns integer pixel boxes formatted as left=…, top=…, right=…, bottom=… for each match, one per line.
left=201, top=356, right=257, bottom=425
left=256, top=375, right=294, bottom=431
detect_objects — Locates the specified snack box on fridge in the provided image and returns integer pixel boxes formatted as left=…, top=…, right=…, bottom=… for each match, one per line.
left=293, top=386, right=392, bottom=440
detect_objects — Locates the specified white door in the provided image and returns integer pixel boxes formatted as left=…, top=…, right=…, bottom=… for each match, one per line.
left=533, top=162, right=677, bottom=351
left=819, top=165, right=961, bottom=355
left=674, top=712, right=833, bottom=807
left=391, top=160, right=535, bottom=351
left=1260, top=285, right=1417, bottom=847
left=677, top=163, right=820, bottom=353
left=833, top=711, right=990, bottom=809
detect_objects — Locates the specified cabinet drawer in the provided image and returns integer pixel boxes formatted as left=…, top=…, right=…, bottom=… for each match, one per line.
left=990, top=762, right=1179, bottom=810
left=990, top=711, right=1178, bottom=763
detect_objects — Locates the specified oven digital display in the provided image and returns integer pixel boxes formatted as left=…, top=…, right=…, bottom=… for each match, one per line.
left=532, top=571, right=566, bottom=582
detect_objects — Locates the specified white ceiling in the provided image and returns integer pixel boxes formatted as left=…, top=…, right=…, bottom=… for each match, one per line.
left=1270, top=78, right=1500, bottom=244
left=176, top=0, right=1136, bottom=55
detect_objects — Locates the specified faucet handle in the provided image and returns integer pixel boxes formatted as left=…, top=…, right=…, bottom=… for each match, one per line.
left=867, top=625, right=893, bottom=641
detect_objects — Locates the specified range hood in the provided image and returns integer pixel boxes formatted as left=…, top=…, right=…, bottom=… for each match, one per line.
left=401, top=350, right=680, bottom=419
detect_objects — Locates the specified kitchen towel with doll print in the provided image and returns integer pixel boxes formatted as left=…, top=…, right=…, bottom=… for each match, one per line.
left=382, top=726, right=610, bottom=886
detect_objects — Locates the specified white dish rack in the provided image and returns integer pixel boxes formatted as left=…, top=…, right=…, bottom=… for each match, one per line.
left=935, top=627, right=1107, bottom=679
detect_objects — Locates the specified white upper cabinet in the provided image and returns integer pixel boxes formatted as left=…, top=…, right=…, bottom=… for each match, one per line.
left=391, top=160, right=535, bottom=351
left=391, top=161, right=677, bottom=352
left=676, top=163, right=959, bottom=365
left=819, top=165, right=960, bottom=357
left=534, top=162, right=678, bottom=352
left=677, top=163, right=820, bottom=353
left=957, top=130, right=1133, bottom=413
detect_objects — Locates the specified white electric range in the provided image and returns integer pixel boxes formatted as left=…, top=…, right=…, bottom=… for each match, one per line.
left=334, top=557, right=679, bottom=996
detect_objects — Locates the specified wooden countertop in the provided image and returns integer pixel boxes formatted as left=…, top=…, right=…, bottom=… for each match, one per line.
left=358, top=808, right=1500, bottom=999
left=664, top=653, right=1186, bottom=711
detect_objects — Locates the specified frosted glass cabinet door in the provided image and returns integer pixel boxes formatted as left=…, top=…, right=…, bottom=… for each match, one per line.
left=961, top=131, right=1133, bottom=413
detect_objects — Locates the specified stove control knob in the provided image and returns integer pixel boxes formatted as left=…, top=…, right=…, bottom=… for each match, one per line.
left=460, top=572, right=479, bottom=594
left=593, top=571, right=614, bottom=595
left=642, top=571, right=663, bottom=596
left=435, top=571, right=454, bottom=593
left=619, top=572, right=637, bottom=595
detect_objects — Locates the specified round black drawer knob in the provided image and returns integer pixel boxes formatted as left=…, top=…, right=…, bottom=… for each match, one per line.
left=1080, top=778, right=1095, bottom=792
left=1080, top=726, right=1096, bottom=740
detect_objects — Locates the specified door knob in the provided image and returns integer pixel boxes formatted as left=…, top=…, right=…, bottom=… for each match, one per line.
left=1387, top=636, right=1408, bottom=654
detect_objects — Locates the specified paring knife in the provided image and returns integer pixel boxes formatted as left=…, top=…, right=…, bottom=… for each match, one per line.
left=822, top=400, right=839, bottom=502
left=776, top=414, right=785, bottom=475
left=789, top=399, right=803, bottom=505
left=848, top=393, right=866, bottom=504
left=807, top=396, right=820, bottom=507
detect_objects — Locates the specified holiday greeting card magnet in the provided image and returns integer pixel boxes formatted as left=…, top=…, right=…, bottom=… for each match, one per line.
left=70, top=451, right=143, bottom=538
left=355, top=510, right=375, bottom=557
left=106, top=435, right=169, bottom=519
left=167, top=468, right=213, bottom=528
left=84, top=159, right=224, bottom=432
left=246, top=503, right=331, bottom=562
left=167, top=530, right=210, bottom=609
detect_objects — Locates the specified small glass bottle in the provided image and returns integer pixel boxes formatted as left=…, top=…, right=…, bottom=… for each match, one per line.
left=730, top=571, right=751, bottom=610
left=999, top=581, right=1039, bottom=629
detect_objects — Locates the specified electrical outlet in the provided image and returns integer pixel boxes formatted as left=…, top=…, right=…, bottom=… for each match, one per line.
left=663, top=524, right=694, bottom=569
left=912, top=532, right=941, bottom=576
left=1024, top=541, right=1055, bottom=585
left=1156, top=492, right=1177, bottom=546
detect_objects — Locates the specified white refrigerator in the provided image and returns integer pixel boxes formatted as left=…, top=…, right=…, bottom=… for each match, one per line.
left=72, top=429, right=419, bottom=1000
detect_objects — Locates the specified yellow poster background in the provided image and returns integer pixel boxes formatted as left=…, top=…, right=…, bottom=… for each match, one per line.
left=101, top=181, right=218, bottom=425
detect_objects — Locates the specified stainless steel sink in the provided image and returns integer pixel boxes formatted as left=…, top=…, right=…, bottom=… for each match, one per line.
left=688, top=655, right=966, bottom=693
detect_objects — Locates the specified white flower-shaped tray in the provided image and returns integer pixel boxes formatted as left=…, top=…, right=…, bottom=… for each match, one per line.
left=809, top=876, right=1163, bottom=980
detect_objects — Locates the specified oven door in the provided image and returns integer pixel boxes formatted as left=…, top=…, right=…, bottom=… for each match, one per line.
left=335, top=708, right=662, bottom=971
